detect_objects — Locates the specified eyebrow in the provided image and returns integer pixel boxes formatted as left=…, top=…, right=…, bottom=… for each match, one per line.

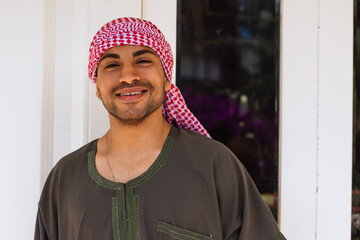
left=133, top=49, right=157, bottom=57
left=99, top=49, right=157, bottom=64
left=99, top=53, right=120, bottom=63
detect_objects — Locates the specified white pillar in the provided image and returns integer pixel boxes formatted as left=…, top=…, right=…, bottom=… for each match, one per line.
left=280, top=0, right=353, bottom=239
left=279, top=0, right=319, bottom=238
left=317, top=0, right=353, bottom=239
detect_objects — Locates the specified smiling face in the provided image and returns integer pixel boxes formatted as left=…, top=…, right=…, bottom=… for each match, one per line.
left=95, top=45, right=171, bottom=126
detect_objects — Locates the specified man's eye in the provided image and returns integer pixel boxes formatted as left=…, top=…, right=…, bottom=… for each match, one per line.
left=137, top=60, right=152, bottom=64
left=105, top=64, right=120, bottom=69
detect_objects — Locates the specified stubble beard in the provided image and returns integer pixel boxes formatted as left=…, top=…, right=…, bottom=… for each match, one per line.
left=98, top=82, right=165, bottom=126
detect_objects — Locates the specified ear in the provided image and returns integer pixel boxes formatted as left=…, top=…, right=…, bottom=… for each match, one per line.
left=164, top=77, right=171, bottom=92
left=95, top=76, right=101, bottom=89
left=95, top=79, right=101, bottom=99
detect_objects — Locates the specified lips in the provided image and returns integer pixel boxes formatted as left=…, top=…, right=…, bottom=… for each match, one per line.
left=115, top=87, right=148, bottom=100
left=118, top=91, right=142, bottom=96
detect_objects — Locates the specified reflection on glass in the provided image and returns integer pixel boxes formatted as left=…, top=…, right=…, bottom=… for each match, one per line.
left=353, top=1, right=360, bottom=239
left=176, top=0, right=280, bottom=219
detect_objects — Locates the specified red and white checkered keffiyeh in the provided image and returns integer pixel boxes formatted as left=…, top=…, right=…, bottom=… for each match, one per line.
left=88, top=17, right=210, bottom=137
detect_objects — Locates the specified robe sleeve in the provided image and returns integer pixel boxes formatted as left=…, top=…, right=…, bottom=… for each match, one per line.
left=34, top=207, right=49, bottom=240
left=34, top=165, right=59, bottom=240
left=213, top=149, right=286, bottom=240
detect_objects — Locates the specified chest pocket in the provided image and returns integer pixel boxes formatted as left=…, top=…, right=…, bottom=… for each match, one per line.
left=155, top=220, right=213, bottom=240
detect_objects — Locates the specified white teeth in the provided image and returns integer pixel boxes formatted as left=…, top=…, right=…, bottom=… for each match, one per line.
left=119, top=91, right=141, bottom=96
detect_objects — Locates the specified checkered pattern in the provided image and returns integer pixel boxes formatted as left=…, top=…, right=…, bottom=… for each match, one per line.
left=88, top=17, right=210, bottom=137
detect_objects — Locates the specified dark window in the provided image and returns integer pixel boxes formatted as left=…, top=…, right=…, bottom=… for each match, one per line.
left=176, top=0, right=280, bottom=219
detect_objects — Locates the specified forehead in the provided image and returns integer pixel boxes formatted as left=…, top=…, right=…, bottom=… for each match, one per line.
left=103, top=45, right=157, bottom=56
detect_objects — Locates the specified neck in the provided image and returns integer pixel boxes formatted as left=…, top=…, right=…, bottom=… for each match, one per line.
left=106, top=108, right=171, bottom=157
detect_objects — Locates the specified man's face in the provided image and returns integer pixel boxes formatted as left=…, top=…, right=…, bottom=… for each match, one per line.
left=95, top=45, right=171, bottom=125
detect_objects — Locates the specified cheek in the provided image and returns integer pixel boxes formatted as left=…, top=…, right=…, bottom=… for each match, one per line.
left=137, top=69, right=164, bottom=83
left=97, top=68, right=121, bottom=81
left=96, top=73, right=118, bottom=89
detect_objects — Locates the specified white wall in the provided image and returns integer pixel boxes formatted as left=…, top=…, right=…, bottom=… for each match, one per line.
left=0, top=1, right=43, bottom=239
left=53, top=0, right=73, bottom=165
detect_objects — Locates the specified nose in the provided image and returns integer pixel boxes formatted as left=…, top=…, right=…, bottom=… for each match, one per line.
left=118, top=63, right=140, bottom=84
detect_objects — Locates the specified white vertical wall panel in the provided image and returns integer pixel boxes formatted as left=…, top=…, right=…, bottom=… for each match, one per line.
left=279, top=0, right=318, bottom=239
left=0, top=1, right=44, bottom=239
left=71, top=0, right=92, bottom=151
left=40, top=0, right=56, bottom=188
left=317, top=0, right=353, bottom=239
left=50, top=0, right=90, bottom=171
left=53, top=0, right=74, bottom=164
left=88, top=0, right=142, bottom=141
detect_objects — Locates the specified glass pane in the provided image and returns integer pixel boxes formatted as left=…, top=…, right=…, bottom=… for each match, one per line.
left=176, top=0, right=280, bottom=219
left=353, top=1, right=360, bottom=239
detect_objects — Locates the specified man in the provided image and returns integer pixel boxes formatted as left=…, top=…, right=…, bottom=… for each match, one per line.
left=35, top=17, right=286, bottom=240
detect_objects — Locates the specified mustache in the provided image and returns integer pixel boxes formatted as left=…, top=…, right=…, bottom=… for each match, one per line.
left=110, top=80, right=154, bottom=95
